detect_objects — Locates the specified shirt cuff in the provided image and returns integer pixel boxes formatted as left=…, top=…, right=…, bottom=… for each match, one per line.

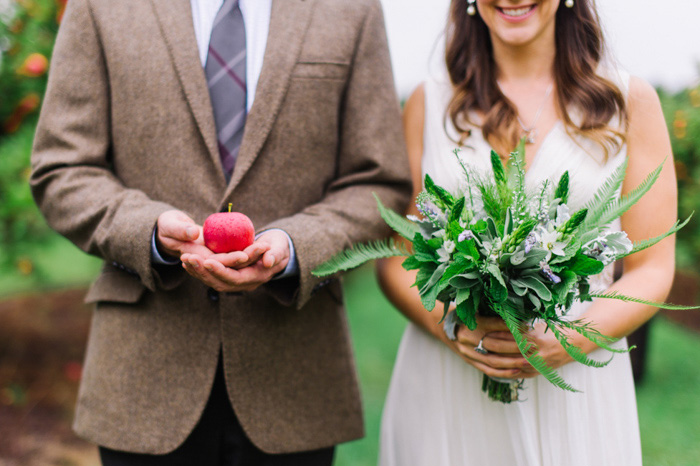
left=257, top=229, right=299, bottom=279
left=151, top=227, right=181, bottom=265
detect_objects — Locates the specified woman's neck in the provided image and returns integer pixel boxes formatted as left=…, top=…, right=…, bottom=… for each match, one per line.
left=490, top=28, right=557, bottom=85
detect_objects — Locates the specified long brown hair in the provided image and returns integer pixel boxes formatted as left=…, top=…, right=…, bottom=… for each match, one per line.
left=445, top=0, right=627, bottom=158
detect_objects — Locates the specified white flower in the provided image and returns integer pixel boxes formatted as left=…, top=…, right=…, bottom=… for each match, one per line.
left=444, top=240, right=456, bottom=254
left=539, top=228, right=567, bottom=257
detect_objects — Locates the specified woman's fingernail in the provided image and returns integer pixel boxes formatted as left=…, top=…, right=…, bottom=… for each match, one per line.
left=204, top=263, right=213, bottom=271
left=189, top=260, right=199, bottom=269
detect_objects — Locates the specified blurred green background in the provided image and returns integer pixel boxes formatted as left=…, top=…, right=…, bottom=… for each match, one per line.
left=1, top=1, right=699, bottom=465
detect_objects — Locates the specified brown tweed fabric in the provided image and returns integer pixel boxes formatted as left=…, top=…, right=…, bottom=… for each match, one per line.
left=30, top=0, right=411, bottom=455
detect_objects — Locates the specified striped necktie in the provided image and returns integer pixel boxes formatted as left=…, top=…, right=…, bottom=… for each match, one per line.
left=205, top=0, right=246, bottom=181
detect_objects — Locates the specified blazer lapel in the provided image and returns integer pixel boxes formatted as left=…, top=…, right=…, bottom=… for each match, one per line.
left=224, top=0, right=314, bottom=199
left=149, top=0, right=224, bottom=181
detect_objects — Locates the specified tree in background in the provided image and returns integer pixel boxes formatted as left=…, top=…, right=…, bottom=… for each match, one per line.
left=660, top=80, right=700, bottom=274
left=0, top=0, right=64, bottom=278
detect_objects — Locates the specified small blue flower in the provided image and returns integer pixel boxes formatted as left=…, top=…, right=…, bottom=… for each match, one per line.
left=539, top=260, right=561, bottom=284
left=458, top=230, right=475, bottom=242
left=524, top=232, right=537, bottom=253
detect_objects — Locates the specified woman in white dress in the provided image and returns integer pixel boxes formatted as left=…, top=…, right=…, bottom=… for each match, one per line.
left=377, top=1, right=677, bottom=465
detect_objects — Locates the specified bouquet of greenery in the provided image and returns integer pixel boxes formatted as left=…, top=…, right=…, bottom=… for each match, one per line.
left=313, top=143, right=695, bottom=403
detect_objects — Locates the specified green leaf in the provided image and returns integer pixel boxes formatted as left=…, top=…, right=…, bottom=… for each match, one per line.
left=414, top=263, right=437, bottom=290
left=456, top=238, right=480, bottom=261
left=373, top=193, right=419, bottom=241
left=558, top=208, right=588, bottom=236
left=552, top=254, right=604, bottom=276
left=419, top=263, right=448, bottom=311
left=456, top=294, right=478, bottom=330
left=553, top=270, right=577, bottom=302
left=554, top=171, right=570, bottom=204
left=449, top=197, right=466, bottom=225
left=456, top=287, right=471, bottom=305
left=401, top=255, right=422, bottom=271
left=312, top=239, right=408, bottom=277
left=490, top=150, right=506, bottom=186
left=424, top=174, right=455, bottom=209
left=441, top=256, right=476, bottom=284
left=412, top=233, right=438, bottom=263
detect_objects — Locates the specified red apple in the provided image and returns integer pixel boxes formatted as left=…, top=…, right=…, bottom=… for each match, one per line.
left=203, top=206, right=255, bottom=253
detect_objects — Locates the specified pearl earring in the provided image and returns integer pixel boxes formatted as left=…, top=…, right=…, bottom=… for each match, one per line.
left=467, top=0, right=476, bottom=16
left=565, top=0, right=574, bottom=7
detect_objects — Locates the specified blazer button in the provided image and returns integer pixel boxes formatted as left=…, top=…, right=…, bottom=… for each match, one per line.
left=207, top=288, right=220, bottom=302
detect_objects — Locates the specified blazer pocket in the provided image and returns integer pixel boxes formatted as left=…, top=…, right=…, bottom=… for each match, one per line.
left=291, top=61, right=349, bottom=80
left=84, top=267, right=146, bottom=304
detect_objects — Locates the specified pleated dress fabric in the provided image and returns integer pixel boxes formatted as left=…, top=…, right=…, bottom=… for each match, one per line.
left=379, top=71, right=643, bottom=466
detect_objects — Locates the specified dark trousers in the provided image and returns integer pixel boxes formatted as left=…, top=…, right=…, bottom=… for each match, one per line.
left=99, top=357, right=335, bottom=466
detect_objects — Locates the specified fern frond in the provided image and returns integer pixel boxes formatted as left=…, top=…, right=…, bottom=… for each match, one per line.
left=550, top=323, right=613, bottom=368
left=558, top=319, right=629, bottom=354
left=592, top=161, right=664, bottom=229
left=590, top=291, right=700, bottom=310
left=312, top=239, right=409, bottom=277
left=374, top=193, right=419, bottom=241
left=492, top=304, right=579, bottom=392
left=618, top=214, right=693, bottom=259
left=582, top=159, right=628, bottom=228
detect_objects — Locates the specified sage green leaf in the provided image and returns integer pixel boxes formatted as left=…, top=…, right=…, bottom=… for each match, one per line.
left=312, top=239, right=408, bottom=277
left=456, top=287, right=471, bottom=305
left=513, top=248, right=549, bottom=269
left=511, top=276, right=552, bottom=301
left=527, top=293, right=541, bottom=310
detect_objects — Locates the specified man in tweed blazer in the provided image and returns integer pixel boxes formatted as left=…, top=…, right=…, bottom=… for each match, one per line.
left=30, top=0, right=411, bottom=464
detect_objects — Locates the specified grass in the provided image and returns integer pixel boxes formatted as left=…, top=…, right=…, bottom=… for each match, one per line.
left=0, top=234, right=102, bottom=297
left=338, top=264, right=700, bottom=466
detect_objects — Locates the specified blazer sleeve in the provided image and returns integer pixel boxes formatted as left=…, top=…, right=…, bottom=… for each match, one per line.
left=263, top=0, right=412, bottom=309
left=29, top=0, right=178, bottom=292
